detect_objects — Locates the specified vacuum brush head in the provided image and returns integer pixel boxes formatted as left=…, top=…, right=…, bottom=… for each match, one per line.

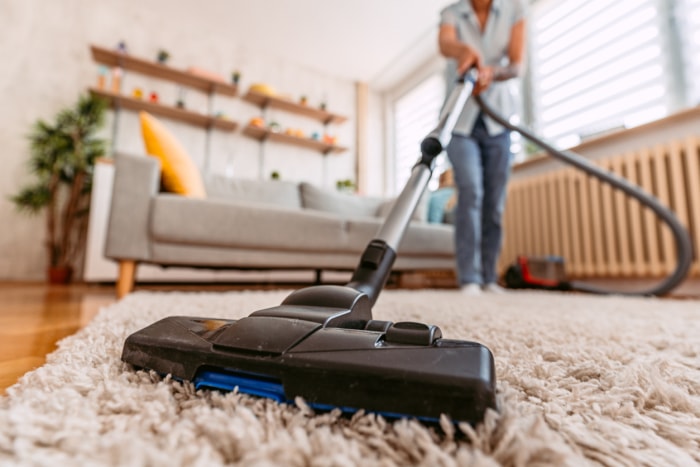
left=122, top=285, right=497, bottom=425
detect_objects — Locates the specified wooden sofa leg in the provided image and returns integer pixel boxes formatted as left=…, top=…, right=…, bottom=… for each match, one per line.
left=116, top=260, right=137, bottom=299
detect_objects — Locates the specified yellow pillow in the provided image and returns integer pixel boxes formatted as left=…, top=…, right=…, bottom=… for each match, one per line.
left=139, top=112, right=206, bottom=198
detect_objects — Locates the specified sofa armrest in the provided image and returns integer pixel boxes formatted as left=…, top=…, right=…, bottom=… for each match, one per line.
left=105, top=153, right=161, bottom=261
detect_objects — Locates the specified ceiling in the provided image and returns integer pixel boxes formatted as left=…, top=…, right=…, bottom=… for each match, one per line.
left=164, top=0, right=455, bottom=90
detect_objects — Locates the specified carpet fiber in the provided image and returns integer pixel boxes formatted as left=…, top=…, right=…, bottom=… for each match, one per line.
left=1, top=289, right=699, bottom=466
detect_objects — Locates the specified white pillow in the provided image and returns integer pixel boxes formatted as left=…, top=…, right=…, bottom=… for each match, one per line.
left=205, top=175, right=302, bottom=209
left=300, top=182, right=384, bottom=218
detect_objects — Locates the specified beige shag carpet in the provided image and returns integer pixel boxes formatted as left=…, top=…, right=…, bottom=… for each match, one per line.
left=1, top=289, right=699, bottom=466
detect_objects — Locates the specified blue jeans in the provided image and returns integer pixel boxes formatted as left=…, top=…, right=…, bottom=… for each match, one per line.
left=446, top=115, right=511, bottom=285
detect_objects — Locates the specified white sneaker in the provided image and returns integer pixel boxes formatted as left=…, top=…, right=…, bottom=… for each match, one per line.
left=483, top=283, right=506, bottom=294
left=460, top=283, right=482, bottom=296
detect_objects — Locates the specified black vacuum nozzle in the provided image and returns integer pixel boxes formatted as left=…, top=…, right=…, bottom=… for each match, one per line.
left=122, top=285, right=497, bottom=424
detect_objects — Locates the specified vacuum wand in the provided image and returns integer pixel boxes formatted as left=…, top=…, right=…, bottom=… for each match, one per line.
left=346, top=71, right=478, bottom=306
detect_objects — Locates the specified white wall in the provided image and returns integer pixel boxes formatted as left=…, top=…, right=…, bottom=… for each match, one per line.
left=0, top=0, right=388, bottom=280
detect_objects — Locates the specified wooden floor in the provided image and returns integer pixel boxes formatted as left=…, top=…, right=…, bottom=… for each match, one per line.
left=1, top=278, right=698, bottom=395
left=0, top=283, right=114, bottom=394
left=0, top=282, right=292, bottom=395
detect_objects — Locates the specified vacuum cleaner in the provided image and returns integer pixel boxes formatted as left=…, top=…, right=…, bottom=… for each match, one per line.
left=122, top=69, right=693, bottom=427
left=122, top=71, right=497, bottom=425
left=473, top=95, right=693, bottom=296
left=503, top=255, right=571, bottom=292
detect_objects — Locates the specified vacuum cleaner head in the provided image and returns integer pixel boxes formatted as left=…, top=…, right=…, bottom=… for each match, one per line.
left=122, top=285, right=497, bottom=425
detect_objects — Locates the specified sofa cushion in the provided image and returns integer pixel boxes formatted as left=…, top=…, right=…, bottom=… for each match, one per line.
left=346, top=219, right=454, bottom=256
left=376, top=193, right=429, bottom=223
left=150, top=194, right=352, bottom=252
left=299, top=182, right=384, bottom=219
left=205, top=175, right=302, bottom=209
left=139, top=112, right=206, bottom=198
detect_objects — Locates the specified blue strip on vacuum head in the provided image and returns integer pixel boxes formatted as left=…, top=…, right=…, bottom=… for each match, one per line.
left=194, top=370, right=286, bottom=402
left=192, top=369, right=442, bottom=424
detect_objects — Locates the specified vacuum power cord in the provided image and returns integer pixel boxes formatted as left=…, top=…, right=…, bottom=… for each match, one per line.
left=475, top=95, right=693, bottom=296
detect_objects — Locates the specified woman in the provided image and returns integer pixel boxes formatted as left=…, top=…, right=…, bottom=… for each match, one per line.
left=438, top=0, right=526, bottom=295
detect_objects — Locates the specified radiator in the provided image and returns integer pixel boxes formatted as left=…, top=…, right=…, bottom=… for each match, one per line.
left=500, top=136, right=700, bottom=278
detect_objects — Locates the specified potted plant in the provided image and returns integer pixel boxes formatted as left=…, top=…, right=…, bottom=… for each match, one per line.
left=336, top=179, right=356, bottom=193
left=156, top=49, right=170, bottom=64
left=11, top=94, right=108, bottom=283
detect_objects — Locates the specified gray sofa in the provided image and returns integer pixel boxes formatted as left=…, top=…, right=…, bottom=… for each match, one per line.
left=105, top=153, right=456, bottom=297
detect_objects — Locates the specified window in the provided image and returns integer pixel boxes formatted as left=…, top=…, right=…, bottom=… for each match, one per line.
left=530, top=0, right=669, bottom=147
left=679, top=0, right=700, bottom=105
left=392, top=73, right=445, bottom=193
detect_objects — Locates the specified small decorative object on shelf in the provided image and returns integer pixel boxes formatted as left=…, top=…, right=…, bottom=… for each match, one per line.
left=249, top=116, right=265, bottom=127
left=132, top=87, right=143, bottom=99
left=336, top=179, right=356, bottom=193
left=268, top=121, right=281, bottom=133
left=320, top=95, right=328, bottom=111
left=111, top=67, right=123, bottom=93
left=116, top=40, right=128, bottom=54
left=270, top=171, right=280, bottom=180
left=231, top=70, right=241, bottom=85
left=322, top=133, right=337, bottom=145
left=250, top=83, right=277, bottom=97
left=284, top=128, right=305, bottom=138
left=215, top=111, right=229, bottom=120
left=187, top=66, right=226, bottom=83
left=156, top=49, right=170, bottom=64
left=149, top=91, right=159, bottom=103
left=96, top=65, right=108, bottom=90
left=310, top=131, right=320, bottom=140
left=300, top=95, right=308, bottom=106
left=176, top=87, right=186, bottom=109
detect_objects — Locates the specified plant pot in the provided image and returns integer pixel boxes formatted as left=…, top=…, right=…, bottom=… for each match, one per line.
left=48, top=266, right=73, bottom=284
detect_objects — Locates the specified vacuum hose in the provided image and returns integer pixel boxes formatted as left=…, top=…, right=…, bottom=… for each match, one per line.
left=475, top=95, right=693, bottom=296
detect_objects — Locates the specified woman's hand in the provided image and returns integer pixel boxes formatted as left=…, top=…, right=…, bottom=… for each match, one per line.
left=473, top=66, right=494, bottom=95
left=456, top=44, right=482, bottom=75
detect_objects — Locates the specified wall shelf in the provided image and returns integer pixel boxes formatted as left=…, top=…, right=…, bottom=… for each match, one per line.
left=90, top=45, right=238, bottom=96
left=242, top=125, right=347, bottom=154
left=241, top=86, right=348, bottom=157
left=91, top=43, right=347, bottom=174
left=89, top=88, right=238, bottom=131
left=242, top=89, right=347, bottom=125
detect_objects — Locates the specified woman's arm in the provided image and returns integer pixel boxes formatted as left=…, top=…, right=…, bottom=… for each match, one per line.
left=438, top=24, right=482, bottom=74
left=439, top=19, right=525, bottom=94
left=493, top=19, right=526, bottom=81
left=474, top=19, right=526, bottom=94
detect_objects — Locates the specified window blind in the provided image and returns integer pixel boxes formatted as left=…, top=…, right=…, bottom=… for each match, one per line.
left=679, top=0, right=700, bottom=104
left=392, top=73, right=445, bottom=192
left=531, top=0, right=667, bottom=147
